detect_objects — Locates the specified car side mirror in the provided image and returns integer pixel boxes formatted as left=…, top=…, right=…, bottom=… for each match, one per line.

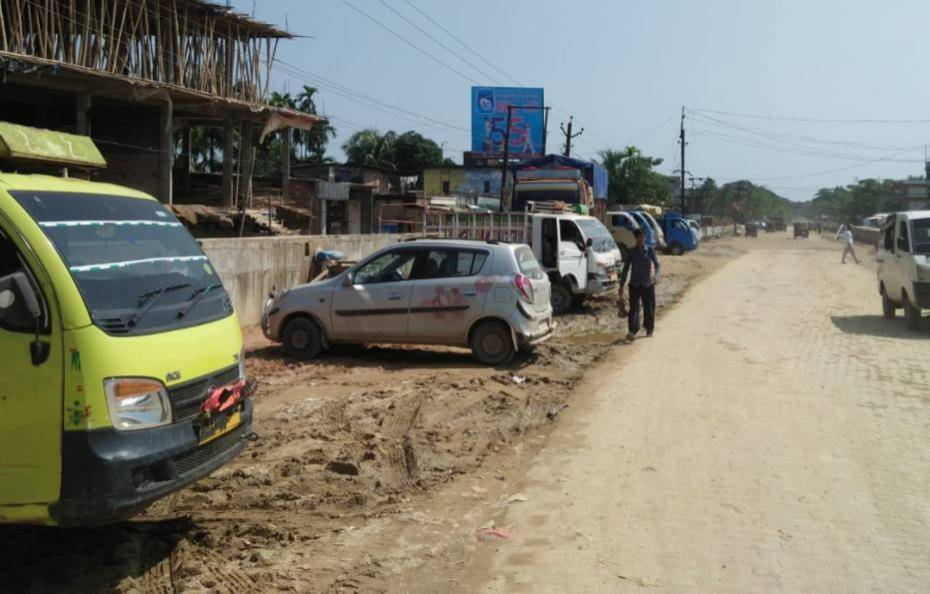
left=341, top=272, right=354, bottom=287
left=0, top=272, right=49, bottom=366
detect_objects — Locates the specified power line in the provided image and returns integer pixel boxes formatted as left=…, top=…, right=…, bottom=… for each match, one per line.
left=692, top=108, right=930, bottom=125
left=403, top=0, right=523, bottom=86
left=341, top=0, right=480, bottom=85
left=377, top=0, right=498, bottom=84
left=749, top=146, right=921, bottom=182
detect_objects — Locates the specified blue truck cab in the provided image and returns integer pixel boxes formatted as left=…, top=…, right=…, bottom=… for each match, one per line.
left=658, top=211, right=699, bottom=255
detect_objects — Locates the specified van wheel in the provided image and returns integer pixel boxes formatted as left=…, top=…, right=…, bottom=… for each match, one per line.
left=470, top=321, right=515, bottom=366
left=903, top=293, right=922, bottom=331
left=670, top=242, right=684, bottom=256
left=282, top=317, right=323, bottom=359
left=550, top=283, right=573, bottom=315
left=881, top=290, right=895, bottom=320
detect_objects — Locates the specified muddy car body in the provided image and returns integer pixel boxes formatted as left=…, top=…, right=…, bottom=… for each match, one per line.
left=262, top=239, right=553, bottom=365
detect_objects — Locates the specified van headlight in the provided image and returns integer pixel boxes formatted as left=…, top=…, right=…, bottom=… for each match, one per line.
left=104, top=378, right=172, bottom=430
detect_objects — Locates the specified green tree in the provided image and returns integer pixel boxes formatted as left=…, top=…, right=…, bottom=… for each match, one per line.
left=393, top=131, right=443, bottom=174
left=598, top=147, right=671, bottom=207
left=342, top=128, right=398, bottom=169
left=294, top=86, right=336, bottom=162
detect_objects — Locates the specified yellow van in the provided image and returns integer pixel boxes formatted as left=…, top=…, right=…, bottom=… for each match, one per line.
left=0, top=123, right=251, bottom=525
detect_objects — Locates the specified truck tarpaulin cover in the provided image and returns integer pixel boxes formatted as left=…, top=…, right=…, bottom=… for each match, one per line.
left=514, top=154, right=608, bottom=200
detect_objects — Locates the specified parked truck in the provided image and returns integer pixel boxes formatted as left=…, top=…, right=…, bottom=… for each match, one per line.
left=658, top=211, right=699, bottom=255
left=419, top=205, right=620, bottom=314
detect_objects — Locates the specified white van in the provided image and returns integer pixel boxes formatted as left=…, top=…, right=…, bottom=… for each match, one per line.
left=531, top=213, right=621, bottom=314
left=877, top=211, right=930, bottom=330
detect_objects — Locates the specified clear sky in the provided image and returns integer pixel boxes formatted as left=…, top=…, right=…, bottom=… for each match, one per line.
left=240, top=0, right=930, bottom=202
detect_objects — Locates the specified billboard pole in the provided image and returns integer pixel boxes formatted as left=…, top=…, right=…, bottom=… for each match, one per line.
left=542, top=106, right=551, bottom=155
left=500, top=105, right=513, bottom=208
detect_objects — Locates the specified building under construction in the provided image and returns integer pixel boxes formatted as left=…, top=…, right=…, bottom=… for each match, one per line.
left=0, top=0, right=324, bottom=205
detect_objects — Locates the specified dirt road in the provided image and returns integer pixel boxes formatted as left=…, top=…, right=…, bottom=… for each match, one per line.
left=418, top=237, right=930, bottom=592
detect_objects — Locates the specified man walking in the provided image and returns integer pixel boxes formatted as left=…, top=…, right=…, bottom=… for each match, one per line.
left=619, top=228, right=661, bottom=341
left=835, top=222, right=861, bottom=264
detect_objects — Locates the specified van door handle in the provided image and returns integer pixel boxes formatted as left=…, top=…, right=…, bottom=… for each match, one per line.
left=388, top=292, right=404, bottom=300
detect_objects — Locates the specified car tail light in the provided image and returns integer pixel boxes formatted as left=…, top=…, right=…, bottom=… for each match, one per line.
left=514, top=274, right=534, bottom=302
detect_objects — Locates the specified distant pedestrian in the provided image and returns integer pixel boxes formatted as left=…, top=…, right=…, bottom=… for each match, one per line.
left=619, top=228, right=660, bottom=341
left=835, top=222, right=860, bottom=264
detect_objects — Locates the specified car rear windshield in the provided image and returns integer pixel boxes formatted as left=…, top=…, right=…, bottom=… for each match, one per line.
left=10, top=190, right=231, bottom=335
left=514, top=246, right=544, bottom=278
left=913, top=218, right=930, bottom=254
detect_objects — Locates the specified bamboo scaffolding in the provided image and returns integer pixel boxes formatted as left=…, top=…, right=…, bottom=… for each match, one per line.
left=0, top=0, right=282, bottom=104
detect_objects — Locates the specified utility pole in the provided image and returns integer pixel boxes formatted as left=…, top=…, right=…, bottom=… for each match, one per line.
left=679, top=106, right=686, bottom=213
left=500, top=105, right=514, bottom=208
left=560, top=116, right=584, bottom=157
left=542, top=107, right=551, bottom=155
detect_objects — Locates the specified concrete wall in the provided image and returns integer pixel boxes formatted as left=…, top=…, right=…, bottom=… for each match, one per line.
left=200, top=234, right=407, bottom=326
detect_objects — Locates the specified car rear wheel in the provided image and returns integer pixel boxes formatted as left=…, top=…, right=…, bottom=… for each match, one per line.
left=550, top=283, right=573, bottom=315
left=903, top=293, right=922, bottom=331
left=470, top=321, right=515, bottom=366
left=282, top=317, right=324, bottom=359
left=881, top=290, right=895, bottom=320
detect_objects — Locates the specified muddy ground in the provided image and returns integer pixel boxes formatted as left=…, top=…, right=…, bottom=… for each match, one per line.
left=1, top=238, right=746, bottom=593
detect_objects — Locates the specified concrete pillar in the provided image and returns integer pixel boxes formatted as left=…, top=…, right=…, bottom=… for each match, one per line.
left=222, top=119, right=235, bottom=207
left=281, top=129, right=290, bottom=201
left=178, top=127, right=192, bottom=190
left=238, top=121, right=253, bottom=209
left=75, top=94, right=91, bottom=135
left=160, top=101, right=173, bottom=204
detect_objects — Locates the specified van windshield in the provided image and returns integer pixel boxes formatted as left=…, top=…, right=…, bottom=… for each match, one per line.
left=11, top=191, right=231, bottom=335
left=575, top=218, right=616, bottom=253
left=914, top=219, right=930, bottom=254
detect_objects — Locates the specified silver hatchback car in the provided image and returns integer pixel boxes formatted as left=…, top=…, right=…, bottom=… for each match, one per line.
left=261, top=239, right=553, bottom=365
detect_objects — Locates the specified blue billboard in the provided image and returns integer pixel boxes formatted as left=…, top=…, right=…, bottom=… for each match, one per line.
left=471, top=86, right=544, bottom=158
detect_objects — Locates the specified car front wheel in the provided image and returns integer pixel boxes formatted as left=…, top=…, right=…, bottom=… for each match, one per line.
left=282, top=317, right=324, bottom=359
left=470, top=321, right=515, bottom=366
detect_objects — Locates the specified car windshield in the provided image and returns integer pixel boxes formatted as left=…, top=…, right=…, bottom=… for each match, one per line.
left=575, top=218, right=616, bottom=253
left=11, top=191, right=230, bottom=335
left=913, top=219, right=930, bottom=254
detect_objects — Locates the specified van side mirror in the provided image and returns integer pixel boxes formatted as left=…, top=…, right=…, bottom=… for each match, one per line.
left=586, top=237, right=593, bottom=248
left=0, top=272, right=50, bottom=366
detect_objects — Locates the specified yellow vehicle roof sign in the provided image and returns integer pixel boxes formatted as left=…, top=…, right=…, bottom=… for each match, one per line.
left=0, top=122, right=107, bottom=168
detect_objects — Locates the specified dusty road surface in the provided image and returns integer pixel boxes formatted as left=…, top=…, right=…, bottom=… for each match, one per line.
left=407, top=236, right=930, bottom=592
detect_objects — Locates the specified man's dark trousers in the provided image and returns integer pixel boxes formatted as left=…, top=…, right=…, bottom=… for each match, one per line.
left=628, top=284, right=655, bottom=335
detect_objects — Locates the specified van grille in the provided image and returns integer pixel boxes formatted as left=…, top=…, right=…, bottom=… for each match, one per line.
left=173, top=425, right=246, bottom=476
left=168, top=365, right=240, bottom=423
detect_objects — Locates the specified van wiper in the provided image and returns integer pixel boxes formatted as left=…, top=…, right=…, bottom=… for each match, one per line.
left=176, top=283, right=221, bottom=319
left=130, top=283, right=191, bottom=327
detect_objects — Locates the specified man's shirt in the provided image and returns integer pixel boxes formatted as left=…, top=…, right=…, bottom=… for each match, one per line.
left=620, top=245, right=660, bottom=288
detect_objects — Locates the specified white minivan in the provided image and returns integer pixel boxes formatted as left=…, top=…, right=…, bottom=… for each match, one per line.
left=877, top=211, right=930, bottom=330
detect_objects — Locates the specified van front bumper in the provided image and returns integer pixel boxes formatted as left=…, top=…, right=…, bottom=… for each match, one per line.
left=51, top=399, right=252, bottom=526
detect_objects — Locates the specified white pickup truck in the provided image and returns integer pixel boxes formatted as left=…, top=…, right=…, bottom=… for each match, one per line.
left=420, top=208, right=621, bottom=314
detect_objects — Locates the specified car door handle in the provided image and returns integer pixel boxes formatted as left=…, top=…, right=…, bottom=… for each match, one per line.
left=388, top=292, right=404, bottom=300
